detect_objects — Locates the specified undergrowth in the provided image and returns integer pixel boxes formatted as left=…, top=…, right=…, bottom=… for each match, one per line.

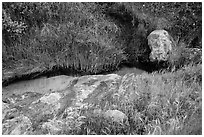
left=3, top=2, right=202, bottom=82
left=2, top=3, right=126, bottom=82
left=2, top=2, right=202, bottom=135
left=40, top=64, right=201, bottom=135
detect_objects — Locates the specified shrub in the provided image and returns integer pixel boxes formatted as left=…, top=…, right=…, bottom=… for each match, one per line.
left=2, top=2, right=127, bottom=82
left=3, top=2, right=202, bottom=78
left=114, top=64, right=202, bottom=135
left=120, top=2, right=201, bottom=42
left=165, top=39, right=202, bottom=70
left=104, top=2, right=201, bottom=67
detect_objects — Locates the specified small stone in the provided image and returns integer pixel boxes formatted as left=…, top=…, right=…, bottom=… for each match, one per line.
left=104, top=110, right=129, bottom=125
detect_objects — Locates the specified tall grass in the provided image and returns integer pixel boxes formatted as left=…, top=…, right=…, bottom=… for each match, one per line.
left=2, top=3, right=126, bottom=82
left=40, top=64, right=201, bottom=135
left=3, top=2, right=201, bottom=81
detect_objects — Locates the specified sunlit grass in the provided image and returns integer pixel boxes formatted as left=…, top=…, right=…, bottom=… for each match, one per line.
left=40, top=64, right=201, bottom=135
left=2, top=3, right=126, bottom=83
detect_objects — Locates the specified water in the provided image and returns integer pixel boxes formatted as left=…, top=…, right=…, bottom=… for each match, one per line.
left=113, top=67, right=146, bottom=76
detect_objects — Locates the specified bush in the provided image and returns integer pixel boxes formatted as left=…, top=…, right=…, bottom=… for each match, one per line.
left=104, top=2, right=201, bottom=67
left=120, top=2, right=201, bottom=42
left=165, top=40, right=202, bottom=70
left=2, top=2, right=127, bottom=82
left=112, top=64, right=202, bottom=135
left=2, top=2, right=202, bottom=80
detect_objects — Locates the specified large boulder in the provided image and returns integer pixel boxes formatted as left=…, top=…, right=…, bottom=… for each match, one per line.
left=2, top=74, right=123, bottom=135
left=147, top=30, right=175, bottom=62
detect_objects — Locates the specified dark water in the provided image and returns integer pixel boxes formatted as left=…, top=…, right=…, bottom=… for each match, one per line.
left=113, top=67, right=146, bottom=76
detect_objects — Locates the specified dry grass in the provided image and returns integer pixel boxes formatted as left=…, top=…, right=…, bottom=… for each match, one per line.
left=39, top=64, right=201, bottom=135
left=2, top=3, right=126, bottom=83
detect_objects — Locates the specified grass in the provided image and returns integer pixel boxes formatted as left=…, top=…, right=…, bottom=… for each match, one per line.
left=2, top=2, right=202, bottom=135
left=3, top=2, right=201, bottom=81
left=2, top=3, right=127, bottom=84
left=39, top=64, right=201, bottom=135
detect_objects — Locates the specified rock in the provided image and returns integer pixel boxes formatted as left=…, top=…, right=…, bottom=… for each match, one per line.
left=104, top=110, right=129, bottom=125
left=41, top=118, right=64, bottom=135
left=2, top=74, right=123, bottom=134
left=147, top=30, right=175, bottom=62
left=2, top=104, right=21, bottom=123
left=2, top=115, right=32, bottom=135
left=73, top=74, right=121, bottom=107
left=92, top=108, right=103, bottom=116
left=26, top=92, right=63, bottom=123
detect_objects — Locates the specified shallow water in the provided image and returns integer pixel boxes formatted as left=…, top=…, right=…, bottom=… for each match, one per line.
left=113, top=67, right=146, bottom=76
left=2, top=67, right=146, bottom=99
left=2, top=75, right=77, bottom=98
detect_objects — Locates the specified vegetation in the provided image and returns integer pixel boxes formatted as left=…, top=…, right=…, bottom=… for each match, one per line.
left=2, top=2, right=202, bottom=135
left=3, top=2, right=126, bottom=82
left=2, top=2, right=202, bottom=80
left=39, top=64, right=201, bottom=135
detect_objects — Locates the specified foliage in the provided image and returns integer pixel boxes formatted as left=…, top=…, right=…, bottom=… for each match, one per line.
left=91, top=64, right=201, bottom=135
left=104, top=2, right=202, bottom=66
left=2, top=2, right=202, bottom=135
left=2, top=2, right=202, bottom=78
left=39, top=64, right=201, bottom=135
left=121, top=2, right=201, bottom=43
left=2, top=2, right=126, bottom=81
